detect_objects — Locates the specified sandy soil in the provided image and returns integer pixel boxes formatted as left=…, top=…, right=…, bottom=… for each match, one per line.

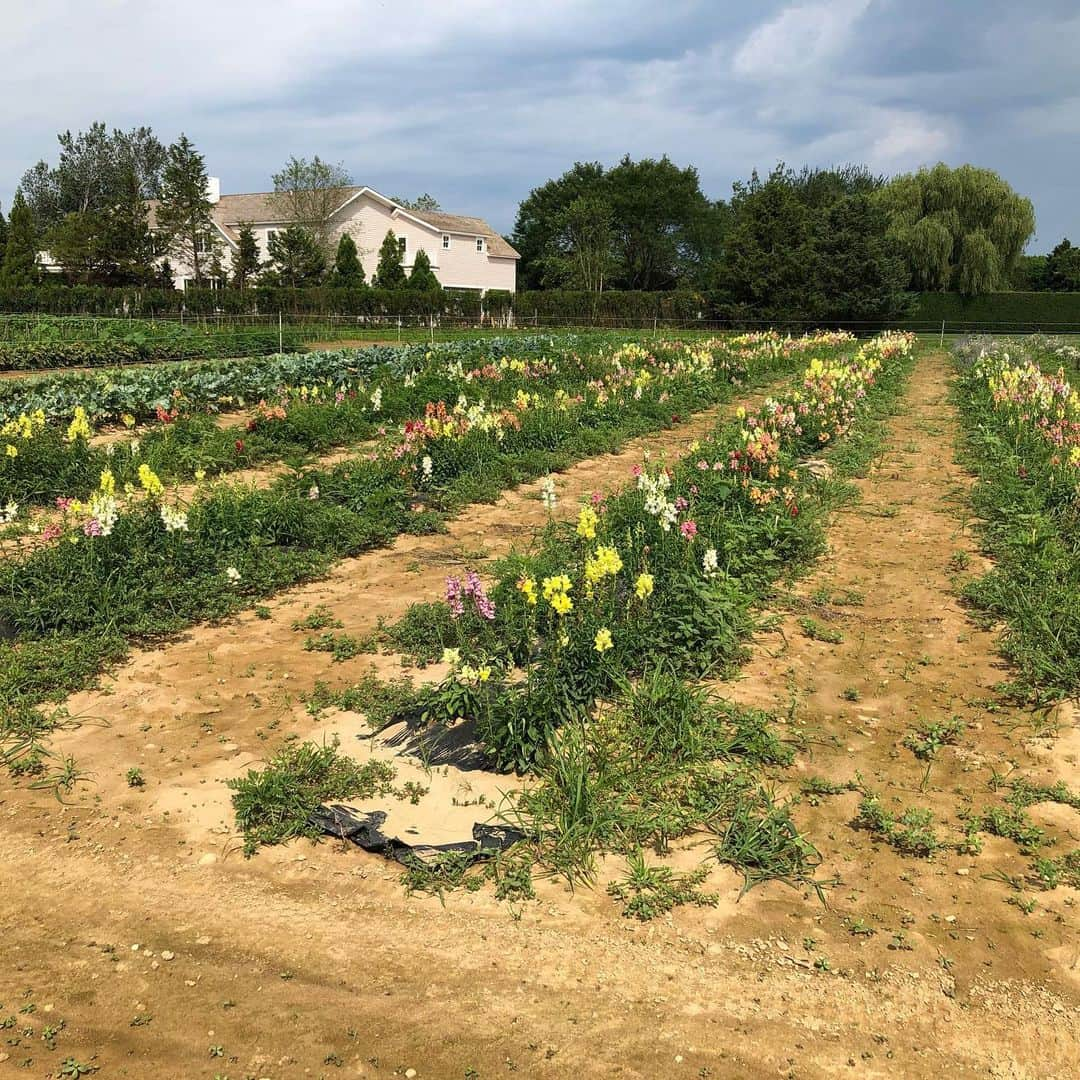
left=1, top=352, right=1078, bottom=1079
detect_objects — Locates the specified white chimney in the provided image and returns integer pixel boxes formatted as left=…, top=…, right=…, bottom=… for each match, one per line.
left=206, top=176, right=221, bottom=204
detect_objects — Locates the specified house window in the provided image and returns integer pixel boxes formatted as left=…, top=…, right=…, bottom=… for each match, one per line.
left=442, top=235, right=451, bottom=250
left=476, top=237, right=485, bottom=252
left=266, top=229, right=278, bottom=247
left=195, top=233, right=213, bottom=255
left=397, top=236, right=407, bottom=254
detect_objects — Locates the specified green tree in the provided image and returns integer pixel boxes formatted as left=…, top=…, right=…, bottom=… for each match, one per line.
left=541, top=195, right=615, bottom=292
left=1011, top=254, right=1049, bottom=291
left=512, top=156, right=721, bottom=290
left=0, top=191, right=40, bottom=286
left=512, top=161, right=607, bottom=289
left=373, top=230, right=406, bottom=288
left=879, top=163, right=1035, bottom=295
left=47, top=210, right=114, bottom=283
left=0, top=204, right=8, bottom=270
left=393, top=193, right=441, bottom=212
left=156, top=258, right=176, bottom=289
left=716, top=167, right=820, bottom=320
left=330, top=232, right=365, bottom=286
left=20, top=122, right=166, bottom=230
left=156, top=134, right=217, bottom=285
left=266, top=225, right=325, bottom=286
left=407, top=247, right=440, bottom=290
left=232, top=223, right=262, bottom=289
left=270, top=156, right=352, bottom=254
left=1046, top=239, right=1080, bottom=291
left=716, top=164, right=910, bottom=324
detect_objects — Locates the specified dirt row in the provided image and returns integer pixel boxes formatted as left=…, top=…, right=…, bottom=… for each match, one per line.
left=1, top=350, right=1078, bottom=1078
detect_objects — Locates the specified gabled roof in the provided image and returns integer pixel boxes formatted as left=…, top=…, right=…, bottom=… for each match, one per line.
left=148, top=185, right=519, bottom=259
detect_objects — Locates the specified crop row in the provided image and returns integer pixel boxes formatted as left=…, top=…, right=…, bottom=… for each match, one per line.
left=952, top=335, right=1080, bottom=700
left=0, top=332, right=852, bottom=514
left=0, top=331, right=859, bottom=758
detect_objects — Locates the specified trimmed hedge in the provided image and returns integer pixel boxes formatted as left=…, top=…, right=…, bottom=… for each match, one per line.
left=911, top=291, right=1080, bottom=329
left=0, top=329, right=304, bottom=372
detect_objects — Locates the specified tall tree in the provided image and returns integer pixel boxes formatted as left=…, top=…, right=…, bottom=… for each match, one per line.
left=232, top=223, right=262, bottom=289
left=605, top=154, right=714, bottom=290
left=20, top=123, right=165, bottom=230
left=269, top=156, right=352, bottom=254
left=0, top=204, right=7, bottom=271
left=0, top=191, right=40, bottom=286
left=156, top=134, right=217, bottom=285
left=542, top=195, right=615, bottom=292
left=330, top=232, right=365, bottom=287
left=879, top=163, right=1035, bottom=295
left=512, top=161, right=607, bottom=289
left=1046, top=239, right=1080, bottom=292
left=47, top=211, right=114, bottom=283
left=373, top=230, right=406, bottom=288
left=393, top=193, right=441, bottom=212
left=716, top=164, right=910, bottom=323
left=266, top=226, right=325, bottom=286
left=407, top=248, right=440, bottom=291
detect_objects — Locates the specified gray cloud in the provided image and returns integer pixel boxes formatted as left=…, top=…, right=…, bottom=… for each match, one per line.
left=1, top=0, right=1077, bottom=250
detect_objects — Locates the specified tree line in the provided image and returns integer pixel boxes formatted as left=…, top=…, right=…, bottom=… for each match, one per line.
left=511, top=158, right=1037, bottom=319
left=0, top=122, right=1048, bottom=320
left=0, top=125, right=443, bottom=292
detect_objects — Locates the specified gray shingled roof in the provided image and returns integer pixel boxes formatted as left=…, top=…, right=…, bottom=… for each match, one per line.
left=148, top=187, right=519, bottom=259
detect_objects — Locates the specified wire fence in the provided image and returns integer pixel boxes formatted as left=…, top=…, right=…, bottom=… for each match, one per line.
left=3, top=310, right=1080, bottom=346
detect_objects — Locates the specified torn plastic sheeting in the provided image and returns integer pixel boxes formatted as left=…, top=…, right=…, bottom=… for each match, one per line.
left=313, top=803, right=527, bottom=865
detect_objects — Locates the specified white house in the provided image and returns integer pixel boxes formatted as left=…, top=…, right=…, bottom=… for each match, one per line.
left=150, top=179, right=518, bottom=292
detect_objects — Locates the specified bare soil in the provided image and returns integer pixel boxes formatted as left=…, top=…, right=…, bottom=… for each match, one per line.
left=1, top=352, right=1078, bottom=1079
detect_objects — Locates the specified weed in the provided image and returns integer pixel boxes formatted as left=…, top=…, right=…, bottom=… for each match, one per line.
left=125, top=767, right=145, bottom=788
left=292, top=605, right=343, bottom=632
left=854, top=795, right=941, bottom=857
left=841, top=686, right=861, bottom=702
left=228, top=737, right=396, bottom=855
left=303, top=631, right=367, bottom=662
left=903, top=716, right=964, bottom=788
left=608, top=851, right=719, bottom=920
left=797, top=616, right=844, bottom=645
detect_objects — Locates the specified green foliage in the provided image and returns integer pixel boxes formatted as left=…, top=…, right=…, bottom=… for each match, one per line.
left=374, top=230, right=407, bottom=288
left=330, top=232, right=365, bottom=287
left=228, top=737, right=396, bottom=855
left=19, top=122, right=165, bottom=231
left=269, top=155, right=352, bottom=254
left=881, top=163, right=1035, bottom=295
left=266, top=225, right=326, bottom=287
left=607, top=851, right=719, bottom=920
left=716, top=164, right=911, bottom=324
left=156, top=134, right=217, bottom=285
left=512, top=155, right=723, bottom=291
left=854, top=795, right=941, bottom=856
left=0, top=192, right=40, bottom=287
left=1046, top=238, right=1080, bottom=292
left=407, top=247, right=440, bottom=291
left=232, top=223, right=262, bottom=289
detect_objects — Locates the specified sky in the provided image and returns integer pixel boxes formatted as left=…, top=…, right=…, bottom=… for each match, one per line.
left=2, top=0, right=1078, bottom=252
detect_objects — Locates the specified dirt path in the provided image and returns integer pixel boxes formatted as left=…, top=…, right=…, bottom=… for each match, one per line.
left=2, top=351, right=1078, bottom=1078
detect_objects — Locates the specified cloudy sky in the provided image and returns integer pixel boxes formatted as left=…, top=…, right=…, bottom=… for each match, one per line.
left=2, top=0, right=1078, bottom=250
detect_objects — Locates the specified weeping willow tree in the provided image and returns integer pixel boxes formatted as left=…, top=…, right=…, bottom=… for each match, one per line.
left=879, top=164, right=1035, bottom=295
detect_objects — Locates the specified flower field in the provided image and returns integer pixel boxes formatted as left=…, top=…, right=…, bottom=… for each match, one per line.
left=6, top=328, right=1080, bottom=1078
left=0, top=329, right=857, bottom=755
left=952, top=334, right=1080, bottom=699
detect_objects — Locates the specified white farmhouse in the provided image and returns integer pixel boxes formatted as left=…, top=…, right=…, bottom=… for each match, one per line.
left=150, top=178, right=518, bottom=292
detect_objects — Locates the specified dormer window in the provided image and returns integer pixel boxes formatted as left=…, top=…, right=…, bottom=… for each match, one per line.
left=476, top=237, right=485, bottom=252
left=442, top=235, right=451, bottom=250
left=195, top=233, right=214, bottom=254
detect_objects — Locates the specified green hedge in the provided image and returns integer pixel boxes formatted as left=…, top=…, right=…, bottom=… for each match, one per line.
left=0, top=329, right=303, bottom=371
left=911, top=292, right=1080, bottom=328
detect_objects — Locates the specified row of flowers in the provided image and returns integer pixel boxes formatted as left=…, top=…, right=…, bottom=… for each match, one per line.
left=964, top=337, right=1080, bottom=483
left=421, top=332, right=915, bottom=768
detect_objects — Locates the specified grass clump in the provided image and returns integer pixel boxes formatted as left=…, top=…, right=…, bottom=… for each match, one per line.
left=229, top=737, right=396, bottom=855
left=607, top=851, right=719, bottom=920
left=854, top=794, right=942, bottom=857
left=797, top=616, right=844, bottom=645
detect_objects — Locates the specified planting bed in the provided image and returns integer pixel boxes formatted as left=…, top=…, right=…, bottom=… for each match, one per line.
left=1, top=331, right=1078, bottom=1078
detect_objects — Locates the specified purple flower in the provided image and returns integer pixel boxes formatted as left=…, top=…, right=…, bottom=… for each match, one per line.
left=464, top=570, right=496, bottom=620
left=83, top=517, right=103, bottom=537
left=445, top=576, right=465, bottom=619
